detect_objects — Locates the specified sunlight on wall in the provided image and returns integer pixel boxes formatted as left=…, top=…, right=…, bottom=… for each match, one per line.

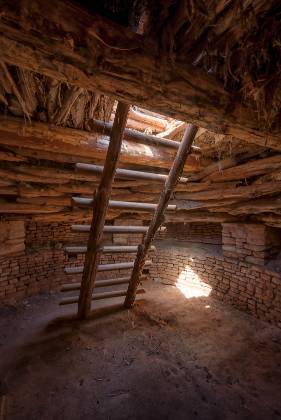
left=175, top=265, right=212, bottom=299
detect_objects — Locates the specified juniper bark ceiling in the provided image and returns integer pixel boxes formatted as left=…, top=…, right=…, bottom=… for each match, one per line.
left=0, top=0, right=280, bottom=147
left=0, top=0, right=281, bottom=226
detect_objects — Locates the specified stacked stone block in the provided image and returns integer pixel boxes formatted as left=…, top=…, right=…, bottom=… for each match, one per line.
left=156, top=222, right=222, bottom=244
left=149, top=245, right=281, bottom=328
left=222, top=223, right=281, bottom=265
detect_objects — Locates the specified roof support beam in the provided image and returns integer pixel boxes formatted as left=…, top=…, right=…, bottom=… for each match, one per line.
left=0, top=0, right=279, bottom=149
left=0, top=116, right=201, bottom=172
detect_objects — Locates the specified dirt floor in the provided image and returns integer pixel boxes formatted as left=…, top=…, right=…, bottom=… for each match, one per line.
left=1, top=281, right=281, bottom=420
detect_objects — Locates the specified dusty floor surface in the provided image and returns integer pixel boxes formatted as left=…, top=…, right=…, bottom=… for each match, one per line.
left=1, top=281, right=281, bottom=420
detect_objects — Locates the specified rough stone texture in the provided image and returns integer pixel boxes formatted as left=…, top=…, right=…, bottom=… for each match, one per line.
left=0, top=221, right=25, bottom=256
left=113, top=218, right=144, bottom=245
left=0, top=219, right=146, bottom=304
left=0, top=248, right=144, bottom=304
left=2, top=220, right=281, bottom=329
left=0, top=249, right=82, bottom=303
left=156, top=222, right=222, bottom=244
left=222, top=223, right=281, bottom=266
left=25, top=221, right=112, bottom=246
left=150, top=242, right=281, bottom=328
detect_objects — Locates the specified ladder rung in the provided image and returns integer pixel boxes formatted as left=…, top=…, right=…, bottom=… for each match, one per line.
left=65, top=246, right=87, bottom=253
left=71, top=225, right=149, bottom=233
left=103, top=245, right=156, bottom=254
left=65, top=260, right=152, bottom=274
left=65, top=245, right=156, bottom=254
left=61, top=275, right=147, bottom=292
left=72, top=197, right=177, bottom=211
left=60, top=288, right=145, bottom=305
left=76, top=163, right=188, bottom=183
left=90, top=117, right=202, bottom=153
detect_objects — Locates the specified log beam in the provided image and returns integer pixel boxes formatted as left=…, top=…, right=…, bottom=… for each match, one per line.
left=0, top=0, right=280, bottom=148
left=0, top=116, right=201, bottom=172
left=90, top=118, right=200, bottom=153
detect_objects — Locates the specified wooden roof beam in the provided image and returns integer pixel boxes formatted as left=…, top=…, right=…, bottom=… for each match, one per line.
left=0, top=116, right=201, bottom=172
left=0, top=0, right=280, bottom=150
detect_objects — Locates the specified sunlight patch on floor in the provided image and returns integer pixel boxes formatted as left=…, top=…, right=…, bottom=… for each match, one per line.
left=175, top=265, right=212, bottom=299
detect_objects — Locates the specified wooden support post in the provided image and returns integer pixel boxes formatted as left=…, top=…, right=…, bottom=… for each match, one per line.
left=124, top=124, right=198, bottom=308
left=77, top=101, right=129, bottom=319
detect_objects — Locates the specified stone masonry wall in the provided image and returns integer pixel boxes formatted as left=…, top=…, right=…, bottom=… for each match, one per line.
left=222, top=223, right=281, bottom=266
left=25, top=221, right=111, bottom=246
left=0, top=219, right=145, bottom=304
left=149, top=244, right=281, bottom=327
left=0, top=249, right=84, bottom=303
left=156, top=222, right=222, bottom=244
left=2, top=219, right=281, bottom=328
left=0, top=249, right=141, bottom=304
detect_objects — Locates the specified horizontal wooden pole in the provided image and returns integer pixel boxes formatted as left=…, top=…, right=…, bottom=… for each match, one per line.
left=61, top=275, right=147, bottom=292
left=71, top=225, right=149, bottom=233
left=64, top=246, right=88, bottom=253
left=76, top=163, right=188, bottom=183
left=0, top=117, right=202, bottom=172
left=65, top=260, right=152, bottom=274
left=72, top=197, right=177, bottom=211
left=129, top=108, right=167, bottom=131
left=90, top=118, right=201, bottom=153
left=92, top=118, right=174, bottom=149
left=60, top=288, right=145, bottom=305
left=1, top=0, right=278, bottom=149
left=104, top=245, right=155, bottom=254
left=65, top=245, right=156, bottom=254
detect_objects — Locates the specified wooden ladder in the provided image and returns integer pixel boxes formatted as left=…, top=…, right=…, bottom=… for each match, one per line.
left=60, top=101, right=198, bottom=319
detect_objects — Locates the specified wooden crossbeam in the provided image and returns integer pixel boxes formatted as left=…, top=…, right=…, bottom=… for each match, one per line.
left=76, top=163, right=189, bottom=183
left=60, top=288, right=145, bottom=306
left=124, top=124, right=198, bottom=308
left=72, top=197, right=177, bottom=211
left=65, top=260, right=152, bottom=274
left=61, top=275, right=147, bottom=292
left=71, top=225, right=149, bottom=233
left=65, top=245, right=156, bottom=254
left=77, top=102, right=130, bottom=319
left=90, top=118, right=201, bottom=153
left=90, top=118, right=185, bottom=150
left=0, top=0, right=277, bottom=148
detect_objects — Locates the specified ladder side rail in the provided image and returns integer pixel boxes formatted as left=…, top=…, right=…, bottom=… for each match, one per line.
left=124, top=124, right=198, bottom=308
left=77, top=102, right=130, bottom=319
